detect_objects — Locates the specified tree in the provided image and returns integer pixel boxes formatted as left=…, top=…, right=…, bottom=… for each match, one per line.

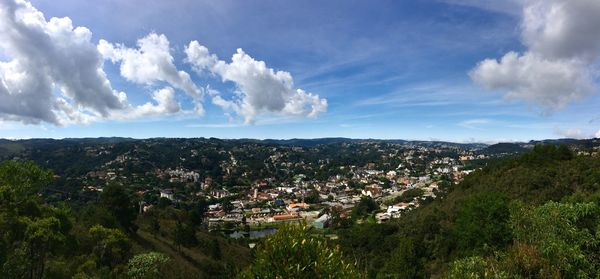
left=0, top=161, right=52, bottom=203
left=89, top=225, right=131, bottom=269
left=173, top=221, right=197, bottom=252
left=452, top=192, right=511, bottom=255
left=0, top=161, right=61, bottom=279
left=99, top=184, right=136, bottom=232
left=447, top=256, right=489, bottom=279
left=510, top=201, right=600, bottom=277
left=238, top=223, right=362, bottom=278
left=127, top=252, right=169, bottom=279
left=377, top=237, right=420, bottom=279
left=304, top=190, right=320, bottom=204
left=189, top=198, right=208, bottom=226
left=352, top=196, right=378, bottom=219
left=221, top=199, right=233, bottom=213
left=157, top=197, right=172, bottom=208
left=23, top=217, right=66, bottom=279
left=149, top=215, right=160, bottom=238
left=210, top=238, right=222, bottom=260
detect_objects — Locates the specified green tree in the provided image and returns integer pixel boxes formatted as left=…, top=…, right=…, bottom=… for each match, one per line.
left=447, top=256, right=490, bottom=279
left=0, top=161, right=52, bottom=203
left=173, top=221, right=197, bottom=252
left=149, top=215, right=160, bottom=238
left=377, top=237, right=420, bottom=279
left=510, top=201, right=600, bottom=277
left=89, top=225, right=131, bottom=269
left=127, top=252, right=170, bottom=279
left=210, top=238, right=222, bottom=260
left=23, top=217, right=66, bottom=279
left=352, top=196, right=378, bottom=219
left=221, top=199, right=233, bottom=213
left=238, top=223, right=362, bottom=278
left=452, top=192, right=511, bottom=255
left=99, top=184, right=136, bottom=232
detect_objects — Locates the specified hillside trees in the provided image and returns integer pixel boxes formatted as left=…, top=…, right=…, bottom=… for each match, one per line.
left=99, top=183, right=137, bottom=232
left=452, top=192, right=512, bottom=256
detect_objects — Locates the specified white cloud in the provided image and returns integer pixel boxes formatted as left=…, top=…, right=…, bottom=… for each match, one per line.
left=127, top=87, right=181, bottom=119
left=185, top=41, right=327, bottom=123
left=522, top=0, right=600, bottom=61
left=104, top=87, right=185, bottom=121
left=470, top=52, right=593, bottom=111
left=0, top=0, right=127, bottom=125
left=555, top=128, right=585, bottom=139
left=596, top=129, right=600, bottom=139
left=98, top=33, right=204, bottom=114
left=471, top=0, right=600, bottom=111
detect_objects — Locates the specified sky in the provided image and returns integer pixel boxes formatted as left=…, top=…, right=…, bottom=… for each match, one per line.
left=0, top=0, right=599, bottom=142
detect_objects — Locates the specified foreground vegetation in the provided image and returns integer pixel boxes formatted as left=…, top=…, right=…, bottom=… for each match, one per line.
left=335, top=145, right=600, bottom=278
left=0, top=161, right=250, bottom=278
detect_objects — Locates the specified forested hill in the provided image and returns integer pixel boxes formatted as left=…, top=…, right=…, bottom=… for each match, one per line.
left=0, top=161, right=251, bottom=278
left=336, top=145, right=600, bottom=278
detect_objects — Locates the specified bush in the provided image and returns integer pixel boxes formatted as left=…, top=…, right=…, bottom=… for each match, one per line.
left=238, top=223, right=362, bottom=278
left=127, top=252, right=170, bottom=279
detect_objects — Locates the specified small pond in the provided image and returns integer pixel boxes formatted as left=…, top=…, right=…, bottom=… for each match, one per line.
left=227, top=228, right=278, bottom=239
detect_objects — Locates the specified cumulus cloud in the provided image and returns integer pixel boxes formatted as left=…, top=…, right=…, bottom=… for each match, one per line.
left=0, top=0, right=128, bottom=125
left=471, top=52, right=593, bottom=111
left=112, top=87, right=182, bottom=120
left=185, top=41, right=327, bottom=123
left=471, top=0, right=600, bottom=112
left=98, top=33, right=204, bottom=114
left=522, top=0, right=600, bottom=61
left=596, top=130, right=600, bottom=139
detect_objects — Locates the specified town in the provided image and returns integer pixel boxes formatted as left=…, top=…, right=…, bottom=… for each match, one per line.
left=4, top=138, right=499, bottom=235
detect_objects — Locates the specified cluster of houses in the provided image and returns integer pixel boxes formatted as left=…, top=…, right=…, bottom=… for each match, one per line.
left=79, top=141, right=482, bottom=231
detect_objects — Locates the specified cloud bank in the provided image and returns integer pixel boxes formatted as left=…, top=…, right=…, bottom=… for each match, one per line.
left=0, top=0, right=127, bottom=125
left=185, top=41, right=327, bottom=123
left=98, top=33, right=204, bottom=115
left=470, top=0, right=600, bottom=112
left=0, top=0, right=325, bottom=126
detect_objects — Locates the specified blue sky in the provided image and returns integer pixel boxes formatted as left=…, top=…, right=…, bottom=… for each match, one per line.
left=0, top=0, right=599, bottom=142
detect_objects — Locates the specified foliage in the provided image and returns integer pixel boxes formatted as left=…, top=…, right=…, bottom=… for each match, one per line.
left=510, top=201, right=600, bottom=277
left=172, top=221, right=198, bottom=250
left=0, top=160, right=53, bottom=203
left=99, top=183, right=137, bottom=232
left=127, top=252, right=170, bottom=279
left=385, top=188, right=424, bottom=205
left=238, top=223, right=362, bottom=278
left=0, top=160, right=250, bottom=278
left=377, top=237, right=420, bottom=279
left=89, top=225, right=132, bottom=269
left=352, top=196, right=378, bottom=219
left=452, top=192, right=511, bottom=255
left=337, top=145, right=600, bottom=277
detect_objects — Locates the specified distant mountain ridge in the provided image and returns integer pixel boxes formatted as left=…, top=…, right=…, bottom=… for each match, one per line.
left=483, top=138, right=600, bottom=154
left=0, top=137, right=598, bottom=157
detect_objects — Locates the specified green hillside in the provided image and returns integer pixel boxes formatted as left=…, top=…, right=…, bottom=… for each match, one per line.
left=336, top=145, right=600, bottom=278
left=0, top=161, right=250, bottom=278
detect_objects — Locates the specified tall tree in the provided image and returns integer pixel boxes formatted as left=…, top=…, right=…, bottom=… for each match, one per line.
left=238, top=223, right=362, bottom=278
left=99, top=184, right=136, bottom=232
